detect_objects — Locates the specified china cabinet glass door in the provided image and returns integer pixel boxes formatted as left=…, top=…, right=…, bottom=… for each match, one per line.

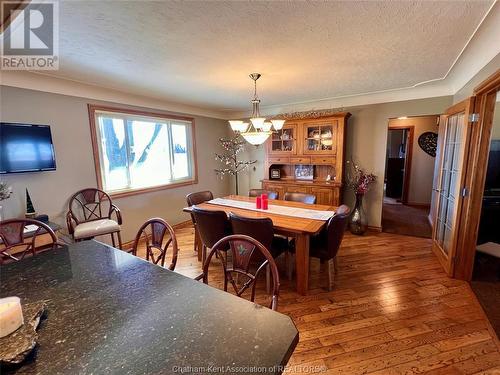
left=269, top=125, right=296, bottom=154
left=303, top=122, right=337, bottom=154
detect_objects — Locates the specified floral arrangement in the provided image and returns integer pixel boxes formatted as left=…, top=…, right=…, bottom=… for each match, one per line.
left=345, top=160, right=377, bottom=195
left=0, top=182, right=13, bottom=201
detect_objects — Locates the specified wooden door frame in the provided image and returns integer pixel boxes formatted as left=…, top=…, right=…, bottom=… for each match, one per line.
left=431, top=98, right=475, bottom=275
left=454, top=69, right=500, bottom=280
left=387, top=125, right=414, bottom=204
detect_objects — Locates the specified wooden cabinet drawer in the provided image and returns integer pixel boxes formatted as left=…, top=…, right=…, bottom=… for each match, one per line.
left=311, top=156, right=335, bottom=165
left=268, top=157, right=290, bottom=164
left=290, top=157, right=311, bottom=164
left=285, top=186, right=310, bottom=194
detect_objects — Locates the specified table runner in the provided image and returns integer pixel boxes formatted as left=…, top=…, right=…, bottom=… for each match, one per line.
left=207, top=198, right=335, bottom=221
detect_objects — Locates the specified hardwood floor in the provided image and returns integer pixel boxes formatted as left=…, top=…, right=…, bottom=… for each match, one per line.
left=135, top=226, right=500, bottom=374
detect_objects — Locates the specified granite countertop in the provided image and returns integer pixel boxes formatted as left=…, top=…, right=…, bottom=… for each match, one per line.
left=0, top=241, right=298, bottom=374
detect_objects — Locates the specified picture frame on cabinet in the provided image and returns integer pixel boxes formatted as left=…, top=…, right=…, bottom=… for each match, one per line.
left=295, top=165, right=314, bottom=180
left=270, top=168, right=281, bottom=179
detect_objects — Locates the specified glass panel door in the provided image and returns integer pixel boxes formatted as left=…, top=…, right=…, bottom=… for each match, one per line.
left=304, top=121, right=337, bottom=154
left=270, top=126, right=296, bottom=154
left=432, top=98, right=474, bottom=275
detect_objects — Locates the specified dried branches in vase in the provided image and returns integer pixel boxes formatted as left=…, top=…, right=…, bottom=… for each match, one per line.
left=214, top=136, right=256, bottom=195
left=345, top=160, right=377, bottom=235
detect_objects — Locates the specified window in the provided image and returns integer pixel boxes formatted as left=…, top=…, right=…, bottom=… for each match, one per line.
left=88, top=105, right=197, bottom=196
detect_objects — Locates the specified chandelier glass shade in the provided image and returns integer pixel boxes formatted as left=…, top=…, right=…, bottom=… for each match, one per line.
left=229, top=73, right=285, bottom=145
left=229, top=120, right=249, bottom=133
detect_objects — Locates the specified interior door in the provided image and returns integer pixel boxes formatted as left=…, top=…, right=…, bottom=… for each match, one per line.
left=431, top=98, right=475, bottom=275
left=429, top=115, right=447, bottom=224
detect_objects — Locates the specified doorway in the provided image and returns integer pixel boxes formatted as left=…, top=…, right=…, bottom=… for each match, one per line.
left=471, top=90, right=500, bottom=337
left=385, top=126, right=412, bottom=204
left=382, top=116, right=439, bottom=238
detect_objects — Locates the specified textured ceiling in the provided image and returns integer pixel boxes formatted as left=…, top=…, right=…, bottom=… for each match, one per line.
left=43, top=1, right=494, bottom=112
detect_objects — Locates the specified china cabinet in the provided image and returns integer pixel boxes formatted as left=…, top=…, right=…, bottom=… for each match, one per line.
left=262, top=113, right=350, bottom=206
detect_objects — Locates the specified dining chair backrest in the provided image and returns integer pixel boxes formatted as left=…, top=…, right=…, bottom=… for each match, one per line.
left=284, top=192, right=316, bottom=204
left=0, top=219, right=59, bottom=263
left=191, top=206, right=231, bottom=249
left=229, top=212, right=274, bottom=251
left=186, top=191, right=214, bottom=224
left=131, top=218, right=179, bottom=270
left=202, top=234, right=280, bottom=310
left=186, top=191, right=214, bottom=207
left=325, top=205, right=351, bottom=259
left=68, top=188, right=118, bottom=224
left=248, top=189, right=278, bottom=200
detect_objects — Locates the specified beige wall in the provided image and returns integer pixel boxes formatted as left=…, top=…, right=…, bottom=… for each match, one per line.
left=388, top=116, right=439, bottom=205
left=492, top=93, right=500, bottom=140
left=454, top=53, right=500, bottom=104
left=240, top=96, right=453, bottom=228
left=0, top=86, right=231, bottom=242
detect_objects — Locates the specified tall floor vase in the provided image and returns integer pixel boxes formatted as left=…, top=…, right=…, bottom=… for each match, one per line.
left=349, top=193, right=368, bottom=235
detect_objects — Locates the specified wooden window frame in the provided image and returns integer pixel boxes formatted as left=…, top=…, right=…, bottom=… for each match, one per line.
left=88, top=104, right=198, bottom=198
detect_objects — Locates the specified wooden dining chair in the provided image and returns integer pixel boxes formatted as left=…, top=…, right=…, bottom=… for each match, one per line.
left=0, top=218, right=61, bottom=263
left=66, top=188, right=123, bottom=248
left=229, top=212, right=290, bottom=292
left=191, top=206, right=232, bottom=265
left=289, top=205, right=350, bottom=290
left=186, top=191, right=214, bottom=258
left=248, top=189, right=279, bottom=200
left=200, top=234, right=280, bottom=310
left=130, top=218, right=179, bottom=270
left=287, top=205, right=350, bottom=290
left=284, top=192, right=316, bottom=204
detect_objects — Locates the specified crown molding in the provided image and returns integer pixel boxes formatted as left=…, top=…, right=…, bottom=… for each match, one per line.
left=0, top=71, right=229, bottom=119
left=446, top=1, right=500, bottom=93
left=225, top=81, right=453, bottom=118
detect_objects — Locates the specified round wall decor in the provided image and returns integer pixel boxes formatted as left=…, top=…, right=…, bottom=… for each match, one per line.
left=418, top=132, right=438, bottom=157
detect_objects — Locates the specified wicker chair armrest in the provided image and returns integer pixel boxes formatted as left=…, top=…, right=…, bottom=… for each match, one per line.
left=110, top=204, right=122, bottom=225
left=66, top=211, right=77, bottom=235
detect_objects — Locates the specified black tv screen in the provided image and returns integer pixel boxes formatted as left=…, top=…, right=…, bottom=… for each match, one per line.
left=0, top=123, right=56, bottom=174
left=485, top=139, right=500, bottom=193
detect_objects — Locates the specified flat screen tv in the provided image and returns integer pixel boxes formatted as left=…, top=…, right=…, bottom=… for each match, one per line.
left=0, top=122, right=57, bottom=174
left=484, top=139, right=500, bottom=194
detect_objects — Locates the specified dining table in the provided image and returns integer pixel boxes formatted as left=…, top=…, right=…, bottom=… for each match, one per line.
left=0, top=240, right=299, bottom=374
left=183, top=195, right=337, bottom=295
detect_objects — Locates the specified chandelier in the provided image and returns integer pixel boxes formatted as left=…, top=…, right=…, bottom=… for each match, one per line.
left=229, top=73, right=285, bottom=145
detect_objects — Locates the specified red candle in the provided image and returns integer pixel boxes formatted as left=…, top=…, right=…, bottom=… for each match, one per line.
left=261, top=193, right=268, bottom=200
left=262, top=197, right=268, bottom=210
left=256, top=196, right=262, bottom=209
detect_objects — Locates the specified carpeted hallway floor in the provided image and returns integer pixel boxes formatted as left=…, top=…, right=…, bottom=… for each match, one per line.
left=472, top=250, right=500, bottom=339
left=382, top=202, right=432, bottom=238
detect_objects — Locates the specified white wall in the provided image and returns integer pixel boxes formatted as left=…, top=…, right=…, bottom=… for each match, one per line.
left=0, top=86, right=231, bottom=242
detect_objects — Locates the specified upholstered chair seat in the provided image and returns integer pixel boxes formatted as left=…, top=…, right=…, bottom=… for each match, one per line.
left=73, top=219, right=120, bottom=240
